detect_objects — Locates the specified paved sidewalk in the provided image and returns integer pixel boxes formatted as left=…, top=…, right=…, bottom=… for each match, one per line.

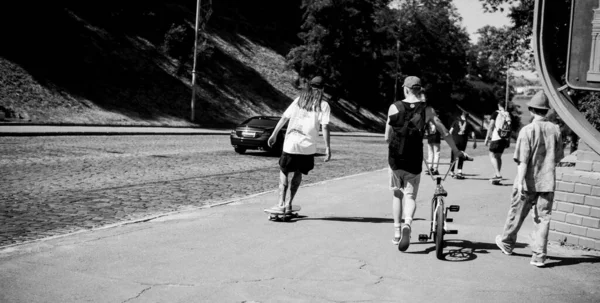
left=1, top=154, right=600, bottom=302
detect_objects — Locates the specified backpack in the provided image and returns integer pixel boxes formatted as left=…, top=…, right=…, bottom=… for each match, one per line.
left=496, top=110, right=512, bottom=139
left=388, top=101, right=427, bottom=157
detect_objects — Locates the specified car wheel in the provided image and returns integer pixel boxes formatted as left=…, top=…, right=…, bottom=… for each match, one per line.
left=234, top=147, right=246, bottom=154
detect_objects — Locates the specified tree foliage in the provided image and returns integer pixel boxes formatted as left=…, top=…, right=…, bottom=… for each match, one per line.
left=287, top=0, right=471, bottom=113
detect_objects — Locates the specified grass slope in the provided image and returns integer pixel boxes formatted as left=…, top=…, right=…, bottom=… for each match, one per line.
left=0, top=4, right=385, bottom=132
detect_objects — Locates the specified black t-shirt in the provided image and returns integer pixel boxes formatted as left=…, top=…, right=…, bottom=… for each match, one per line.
left=450, top=119, right=473, bottom=140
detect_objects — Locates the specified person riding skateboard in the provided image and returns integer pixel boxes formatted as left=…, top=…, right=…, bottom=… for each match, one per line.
left=484, top=100, right=512, bottom=183
left=385, top=76, right=469, bottom=251
left=267, top=76, right=332, bottom=213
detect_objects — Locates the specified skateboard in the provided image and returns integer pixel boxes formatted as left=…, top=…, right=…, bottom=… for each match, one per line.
left=264, top=205, right=301, bottom=221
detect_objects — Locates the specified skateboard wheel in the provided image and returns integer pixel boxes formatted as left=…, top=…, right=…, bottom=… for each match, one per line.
left=445, top=218, right=453, bottom=222
left=418, top=234, right=428, bottom=242
left=448, top=205, right=460, bottom=212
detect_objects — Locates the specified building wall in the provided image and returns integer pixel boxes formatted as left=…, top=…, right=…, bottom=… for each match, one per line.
left=550, top=139, right=600, bottom=250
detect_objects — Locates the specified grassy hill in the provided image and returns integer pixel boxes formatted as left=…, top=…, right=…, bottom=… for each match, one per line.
left=0, top=2, right=385, bottom=132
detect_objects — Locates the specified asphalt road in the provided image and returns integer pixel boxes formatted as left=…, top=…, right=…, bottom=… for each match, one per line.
left=1, top=135, right=391, bottom=247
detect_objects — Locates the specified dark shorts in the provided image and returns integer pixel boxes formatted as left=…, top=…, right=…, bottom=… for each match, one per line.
left=426, top=134, right=441, bottom=144
left=454, top=136, right=468, bottom=151
left=279, top=152, right=315, bottom=175
left=489, top=139, right=508, bottom=154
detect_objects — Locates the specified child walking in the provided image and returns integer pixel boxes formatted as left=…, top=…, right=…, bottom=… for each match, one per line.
left=495, top=91, right=564, bottom=267
left=449, top=111, right=477, bottom=179
left=425, top=119, right=441, bottom=175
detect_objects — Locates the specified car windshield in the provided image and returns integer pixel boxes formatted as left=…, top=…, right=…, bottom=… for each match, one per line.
left=243, top=117, right=279, bottom=128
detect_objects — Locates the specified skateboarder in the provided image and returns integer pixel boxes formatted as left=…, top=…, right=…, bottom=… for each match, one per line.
left=484, top=100, right=512, bottom=183
left=495, top=91, right=564, bottom=267
left=449, top=111, right=477, bottom=179
left=267, top=76, right=332, bottom=213
left=385, top=76, right=468, bottom=251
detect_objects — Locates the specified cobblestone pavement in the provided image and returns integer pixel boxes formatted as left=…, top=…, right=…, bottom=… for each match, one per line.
left=0, top=135, right=391, bottom=247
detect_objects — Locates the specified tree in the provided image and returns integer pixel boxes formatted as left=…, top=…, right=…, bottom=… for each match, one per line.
left=287, top=0, right=387, bottom=108
left=287, top=0, right=471, bottom=113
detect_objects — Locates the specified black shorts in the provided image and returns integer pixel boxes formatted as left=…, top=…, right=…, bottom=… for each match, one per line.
left=454, top=136, right=468, bottom=151
left=279, top=152, right=315, bottom=175
left=489, top=139, right=508, bottom=154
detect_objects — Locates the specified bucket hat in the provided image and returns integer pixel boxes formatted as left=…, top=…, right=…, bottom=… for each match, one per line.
left=527, top=90, right=551, bottom=110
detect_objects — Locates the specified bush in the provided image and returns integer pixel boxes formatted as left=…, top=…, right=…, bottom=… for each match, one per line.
left=578, top=92, right=600, bottom=131
left=162, top=23, right=194, bottom=62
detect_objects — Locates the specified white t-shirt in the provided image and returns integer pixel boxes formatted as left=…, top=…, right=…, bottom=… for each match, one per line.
left=282, top=96, right=331, bottom=155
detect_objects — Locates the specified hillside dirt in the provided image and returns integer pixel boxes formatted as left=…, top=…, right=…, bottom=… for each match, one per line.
left=0, top=7, right=385, bottom=132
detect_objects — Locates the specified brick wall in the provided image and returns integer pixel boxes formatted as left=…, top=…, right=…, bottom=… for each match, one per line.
left=550, top=140, right=600, bottom=250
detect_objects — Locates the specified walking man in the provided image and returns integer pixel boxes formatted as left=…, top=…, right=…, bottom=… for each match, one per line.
left=267, top=76, right=332, bottom=213
left=495, top=91, right=564, bottom=267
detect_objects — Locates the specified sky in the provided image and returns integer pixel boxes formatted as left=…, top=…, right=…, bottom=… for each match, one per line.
left=388, top=0, right=513, bottom=43
left=452, top=0, right=512, bottom=43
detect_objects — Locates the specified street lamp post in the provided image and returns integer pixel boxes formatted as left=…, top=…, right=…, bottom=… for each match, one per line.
left=394, top=39, right=400, bottom=102
left=190, top=0, right=202, bottom=122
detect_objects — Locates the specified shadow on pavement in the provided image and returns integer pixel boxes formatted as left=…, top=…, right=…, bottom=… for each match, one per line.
left=406, top=239, right=529, bottom=262
left=544, top=255, right=600, bottom=268
left=298, top=217, right=393, bottom=223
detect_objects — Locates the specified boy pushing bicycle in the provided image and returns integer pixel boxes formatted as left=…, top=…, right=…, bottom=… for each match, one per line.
left=385, top=76, right=469, bottom=251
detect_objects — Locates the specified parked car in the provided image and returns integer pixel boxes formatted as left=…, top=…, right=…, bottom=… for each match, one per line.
left=230, top=116, right=286, bottom=154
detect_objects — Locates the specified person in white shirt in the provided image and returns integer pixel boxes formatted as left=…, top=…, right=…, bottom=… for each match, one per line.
left=267, top=76, right=332, bottom=213
left=484, top=100, right=511, bottom=181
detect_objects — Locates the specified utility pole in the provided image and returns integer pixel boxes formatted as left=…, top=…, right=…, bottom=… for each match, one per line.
left=191, top=0, right=202, bottom=122
left=505, top=60, right=510, bottom=111
left=394, top=39, right=400, bottom=102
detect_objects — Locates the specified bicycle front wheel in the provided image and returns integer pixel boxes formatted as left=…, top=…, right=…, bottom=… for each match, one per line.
left=435, top=197, right=445, bottom=260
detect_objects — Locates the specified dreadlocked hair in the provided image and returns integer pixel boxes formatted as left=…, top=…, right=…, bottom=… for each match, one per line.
left=297, top=85, right=324, bottom=112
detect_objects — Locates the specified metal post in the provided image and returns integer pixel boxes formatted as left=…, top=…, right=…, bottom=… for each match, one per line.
left=505, top=61, right=510, bottom=110
left=394, top=40, right=400, bottom=102
left=191, top=0, right=202, bottom=122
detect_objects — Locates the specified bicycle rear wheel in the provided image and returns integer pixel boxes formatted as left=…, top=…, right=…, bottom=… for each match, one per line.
left=435, top=197, right=445, bottom=260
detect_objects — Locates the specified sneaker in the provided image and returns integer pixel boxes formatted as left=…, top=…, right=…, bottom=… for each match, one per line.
left=432, top=169, right=440, bottom=175
left=268, top=205, right=286, bottom=213
left=392, top=226, right=401, bottom=245
left=495, top=235, right=513, bottom=255
left=530, top=258, right=545, bottom=267
left=398, top=224, right=411, bottom=252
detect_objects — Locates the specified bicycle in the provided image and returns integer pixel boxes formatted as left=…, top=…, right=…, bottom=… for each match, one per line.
left=419, top=156, right=473, bottom=259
